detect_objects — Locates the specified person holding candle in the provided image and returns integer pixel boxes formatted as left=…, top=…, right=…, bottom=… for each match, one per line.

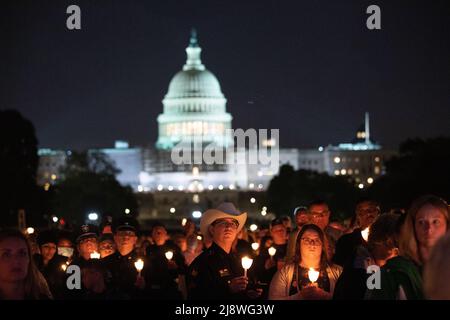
left=368, top=195, right=449, bottom=300
left=0, top=229, right=53, bottom=300
left=333, top=199, right=381, bottom=267
left=255, top=218, right=288, bottom=296
left=146, top=221, right=187, bottom=299
left=33, top=230, right=68, bottom=299
left=268, top=224, right=342, bottom=300
left=102, top=216, right=149, bottom=299
left=187, top=202, right=262, bottom=300
left=70, top=224, right=99, bottom=269
left=332, top=200, right=381, bottom=299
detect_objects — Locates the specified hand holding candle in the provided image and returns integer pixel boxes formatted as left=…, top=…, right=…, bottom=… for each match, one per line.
left=134, top=258, right=144, bottom=276
left=241, top=256, right=253, bottom=278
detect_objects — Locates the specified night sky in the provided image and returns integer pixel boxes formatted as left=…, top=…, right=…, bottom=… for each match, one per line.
left=2, top=0, right=449, bottom=150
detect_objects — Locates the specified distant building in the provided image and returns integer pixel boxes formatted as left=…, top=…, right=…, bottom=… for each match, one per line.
left=36, top=31, right=395, bottom=224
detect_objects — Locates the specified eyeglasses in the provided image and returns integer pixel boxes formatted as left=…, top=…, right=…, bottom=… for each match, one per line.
left=301, top=238, right=322, bottom=246
left=213, top=220, right=239, bottom=229
left=310, top=211, right=329, bottom=219
left=99, top=245, right=114, bottom=250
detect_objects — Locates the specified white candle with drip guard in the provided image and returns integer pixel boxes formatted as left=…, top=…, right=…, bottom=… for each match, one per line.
left=241, top=256, right=253, bottom=278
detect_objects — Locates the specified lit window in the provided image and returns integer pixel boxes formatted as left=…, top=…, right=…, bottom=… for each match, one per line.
left=157, top=185, right=163, bottom=191
left=193, top=194, right=200, bottom=203
left=334, top=170, right=340, bottom=176
left=218, top=185, right=224, bottom=190
left=375, top=157, right=380, bottom=162
left=192, top=167, right=199, bottom=176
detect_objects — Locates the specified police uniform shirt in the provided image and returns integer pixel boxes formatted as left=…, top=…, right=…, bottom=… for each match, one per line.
left=187, top=242, right=246, bottom=300
left=102, top=250, right=150, bottom=299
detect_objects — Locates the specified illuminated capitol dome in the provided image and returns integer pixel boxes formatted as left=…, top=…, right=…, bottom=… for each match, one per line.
left=156, top=30, right=233, bottom=150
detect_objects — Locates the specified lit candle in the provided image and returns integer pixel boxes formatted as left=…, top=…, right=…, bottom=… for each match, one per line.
left=134, top=258, right=144, bottom=276
left=26, top=227, right=35, bottom=235
left=251, top=242, right=259, bottom=251
left=241, top=256, right=253, bottom=278
left=308, top=267, right=319, bottom=283
left=268, top=247, right=277, bottom=259
left=61, top=264, right=67, bottom=272
left=361, top=227, right=370, bottom=242
left=90, top=251, right=100, bottom=259
left=165, top=251, right=174, bottom=261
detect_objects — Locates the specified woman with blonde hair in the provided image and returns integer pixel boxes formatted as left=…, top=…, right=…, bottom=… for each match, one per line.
left=369, top=195, right=449, bottom=300
left=0, top=229, right=53, bottom=300
left=268, top=224, right=342, bottom=300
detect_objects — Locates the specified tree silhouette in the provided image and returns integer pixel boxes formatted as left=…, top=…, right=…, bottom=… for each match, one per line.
left=368, top=137, right=450, bottom=209
left=50, top=151, right=137, bottom=226
left=267, top=165, right=361, bottom=221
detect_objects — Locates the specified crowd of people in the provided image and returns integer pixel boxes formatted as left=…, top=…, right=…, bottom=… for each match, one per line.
left=0, top=194, right=449, bottom=300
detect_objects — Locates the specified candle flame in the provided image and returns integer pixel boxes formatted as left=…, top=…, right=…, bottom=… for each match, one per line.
left=134, top=258, right=144, bottom=272
left=268, top=247, right=277, bottom=257
left=251, top=242, right=259, bottom=251
left=90, top=251, right=100, bottom=259
left=165, top=251, right=174, bottom=260
left=241, top=256, right=253, bottom=270
left=308, top=267, right=319, bottom=283
left=361, top=227, right=370, bottom=242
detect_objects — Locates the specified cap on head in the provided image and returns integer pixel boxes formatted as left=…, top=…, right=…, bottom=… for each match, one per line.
left=76, top=224, right=99, bottom=243
left=112, top=216, right=139, bottom=234
left=200, top=202, right=247, bottom=237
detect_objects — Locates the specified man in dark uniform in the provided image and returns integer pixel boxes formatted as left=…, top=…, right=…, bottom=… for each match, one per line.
left=255, top=218, right=288, bottom=298
left=102, top=216, right=149, bottom=299
left=70, top=224, right=100, bottom=269
left=65, top=224, right=105, bottom=299
left=146, top=221, right=187, bottom=299
left=187, top=202, right=262, bottom=300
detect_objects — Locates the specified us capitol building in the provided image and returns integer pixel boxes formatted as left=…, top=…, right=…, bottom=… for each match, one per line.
left=37, top=31, right=394, bottom=222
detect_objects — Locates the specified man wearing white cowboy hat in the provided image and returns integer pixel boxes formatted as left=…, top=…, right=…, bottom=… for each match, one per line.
left=187, top=203, right=262, bottom=300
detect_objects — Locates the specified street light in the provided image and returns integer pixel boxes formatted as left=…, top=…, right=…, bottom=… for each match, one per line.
left=88, top=212, right=98, bottom=221
left=192, top=211, right=202, bottom=219
left=52, top=216, right=58, bottom=223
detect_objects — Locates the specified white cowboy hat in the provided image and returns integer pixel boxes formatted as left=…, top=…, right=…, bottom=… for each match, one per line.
left=200, top=202, right=247, bottom=238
